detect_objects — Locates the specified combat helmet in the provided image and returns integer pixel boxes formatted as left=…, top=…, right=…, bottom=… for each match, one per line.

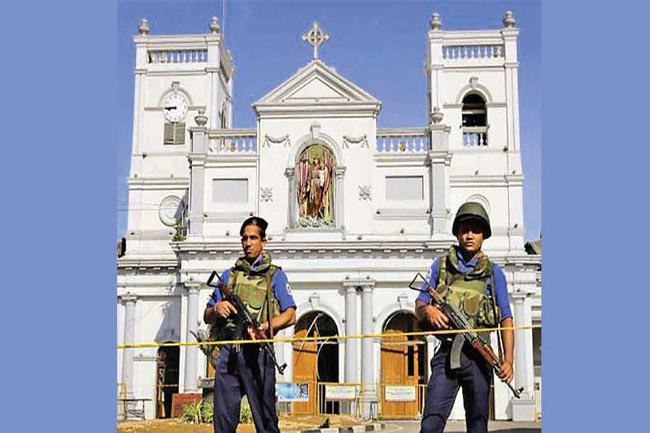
left=452, top=202, right=492, bottom=239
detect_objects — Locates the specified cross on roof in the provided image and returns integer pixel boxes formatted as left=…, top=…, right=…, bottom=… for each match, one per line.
left=302, top=22, right=329, bottom=60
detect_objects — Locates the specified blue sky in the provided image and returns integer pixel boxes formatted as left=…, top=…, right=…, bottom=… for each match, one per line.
left=117, top=0, right=541, bottom=241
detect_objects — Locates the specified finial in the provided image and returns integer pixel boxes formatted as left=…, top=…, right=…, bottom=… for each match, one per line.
left=302, top=22, right=330, bottom=60
left=138, top=19, right=150, bottom=35
left=430, top=13, right=441, bottom=31
left=503, top=11, right=516, bottom=28
left=195, top=109, right=208, bottom=127
left=209, top=17, right=221, bottom=34
left=431, top=106, right=444, bottom=124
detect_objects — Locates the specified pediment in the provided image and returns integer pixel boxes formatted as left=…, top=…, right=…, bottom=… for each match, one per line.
left=254, top=60, right=380, bottom=106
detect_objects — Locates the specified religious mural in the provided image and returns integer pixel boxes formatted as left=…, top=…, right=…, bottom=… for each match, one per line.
left=296, top=144, right=335, bottom=227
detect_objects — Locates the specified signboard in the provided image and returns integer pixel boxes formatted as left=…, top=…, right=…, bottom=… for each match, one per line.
left=276, top=383, right=309, bottom=402
left=325, top=385, right=356, bottom=401
left=384, top=385, right=416, bottom=401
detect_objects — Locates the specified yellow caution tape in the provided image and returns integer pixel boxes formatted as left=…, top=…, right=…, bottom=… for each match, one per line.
left=117, top=324, right=540, bottom=349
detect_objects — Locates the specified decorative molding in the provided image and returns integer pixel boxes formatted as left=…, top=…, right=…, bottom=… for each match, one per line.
left=263, top=134, right=291, bottom=148
left=342, top=134, right=369, bottom=149
left=260, top=187, right=273, bottom=202
left=202, top=210, right=255, bottom=222
left=359, top=185, right=372, bottom=201
left=450, top=174, right=524, bottom=187
left=308, top=292, right=321, bottom=308
left=397, top=294, right=410, bottom=310
left=310, top=122, right=321, bottom=139
left=455, top=78, right=494, bottom=105
left=374, top=208, right=430, bottom=221
left=159, top=195, right=183, bottom=227
left=119, top=294, right=138, bottom=303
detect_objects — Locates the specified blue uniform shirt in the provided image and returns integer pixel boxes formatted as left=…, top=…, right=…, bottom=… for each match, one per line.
left=207, top=255, right=296, bottom=313
left=416, top=251, right=512, bottom=320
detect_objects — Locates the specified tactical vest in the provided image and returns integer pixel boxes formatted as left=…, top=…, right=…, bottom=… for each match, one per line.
left=435, top=247, right=500, bottom=338
left=214, top=265, right=281, bottom=341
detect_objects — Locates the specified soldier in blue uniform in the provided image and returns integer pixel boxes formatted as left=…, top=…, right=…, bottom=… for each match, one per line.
left=204, top=216, right=296, bottom=433
left=416, top=202, right=514, bottom=433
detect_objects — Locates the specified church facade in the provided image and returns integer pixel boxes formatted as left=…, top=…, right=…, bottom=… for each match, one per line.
left=117, top=11, right=541, bottom=422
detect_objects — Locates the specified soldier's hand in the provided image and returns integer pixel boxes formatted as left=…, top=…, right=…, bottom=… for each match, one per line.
left=425, top=305, right=450, bottom=330
left=248, top=324, right=268, bottom=340
left=214, top=301, right=237, bottom=319
left=497, top=360, right=514, bottom=383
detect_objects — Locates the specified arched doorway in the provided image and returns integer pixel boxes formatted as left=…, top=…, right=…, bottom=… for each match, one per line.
left=380, top=311, right=427, bottom=419
left=292, top=311, right=339, bottom=414
left=156, top=345, right=179, bottom=418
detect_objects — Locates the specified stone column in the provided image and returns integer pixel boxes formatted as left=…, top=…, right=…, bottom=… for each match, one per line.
left=183, top=285, right=200, bottom=393
left=427, top=115, right=452, bottom=235
left=511, top=290, right=536, bottom=421
left=120, top=294, right=137, bottom=400
left=360, top=281, right=376, bottom=418
left=285, top=167, right=296, bottom=228
left=283, top=325, right=295, bottom=382
left=335, top=167, right=346, bottom=230
left=343, top=283, right=358, bottom=384
left=188, top=115, right=208, bottom=238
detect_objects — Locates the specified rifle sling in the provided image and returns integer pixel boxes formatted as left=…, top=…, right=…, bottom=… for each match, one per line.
left=265, top=268, right=275, bottom=339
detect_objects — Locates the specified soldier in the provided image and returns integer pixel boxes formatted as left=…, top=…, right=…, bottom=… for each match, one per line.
left=204, top=216, right=296, bottom=433
left=416, top=202, right=514, bottom=433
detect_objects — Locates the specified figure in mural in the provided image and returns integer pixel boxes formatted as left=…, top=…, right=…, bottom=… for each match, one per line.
left=297, top=144, right=334, bottom=227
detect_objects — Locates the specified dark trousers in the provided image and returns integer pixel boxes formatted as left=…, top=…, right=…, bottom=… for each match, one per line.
left=213, top=345, right=280, bottom=433
left=420, top=342, right=492, bottom=433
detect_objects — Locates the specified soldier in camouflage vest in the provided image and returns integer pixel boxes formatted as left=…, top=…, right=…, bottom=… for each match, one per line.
left=204, top=216, right=296, bottom=433
left=416, top=202, right=515, bottom=433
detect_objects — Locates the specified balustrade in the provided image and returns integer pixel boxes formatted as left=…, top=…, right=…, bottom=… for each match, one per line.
left=376, top=129, right=429, bottom=153
left=442, top=44, right=504, bottom=63
left=148, top=49, right=208, bottom=64
left=462, top=126, right=488, bottom=147
left=207, top=130, right=257, bottom=154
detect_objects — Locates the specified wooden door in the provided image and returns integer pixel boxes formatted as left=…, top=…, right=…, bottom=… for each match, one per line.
left=292, top=328, right=318, bottom=414
left=380, top=330, right=418, bottom=418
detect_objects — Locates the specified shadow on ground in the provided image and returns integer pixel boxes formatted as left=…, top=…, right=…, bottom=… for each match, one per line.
left=490, top=430, right=540, bottom=433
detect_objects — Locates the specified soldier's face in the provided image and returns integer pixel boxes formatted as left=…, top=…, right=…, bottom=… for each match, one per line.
left=241, top=225, right=266, bottom=262
left=456, top=219, right=485, bottom=255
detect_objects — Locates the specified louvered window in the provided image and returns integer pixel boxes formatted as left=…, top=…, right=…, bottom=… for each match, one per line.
left=163, top=122, right=185, bottom=145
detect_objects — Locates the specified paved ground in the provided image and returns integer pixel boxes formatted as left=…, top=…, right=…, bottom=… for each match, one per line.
left=381, top=420, right=541, bottom=433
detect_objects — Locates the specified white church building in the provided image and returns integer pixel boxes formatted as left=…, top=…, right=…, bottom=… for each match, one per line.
left=117, top=10, right=541, bottom=422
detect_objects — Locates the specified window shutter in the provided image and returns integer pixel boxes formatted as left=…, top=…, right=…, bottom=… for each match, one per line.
left=175, top=122, right=185, bottom=144
left=163, top=122, right=186, bottom=145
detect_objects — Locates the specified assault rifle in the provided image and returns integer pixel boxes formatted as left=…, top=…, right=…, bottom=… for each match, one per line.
left=409, top=272, right=523, bottom=398
left=207, top=271, right=287, bottom=374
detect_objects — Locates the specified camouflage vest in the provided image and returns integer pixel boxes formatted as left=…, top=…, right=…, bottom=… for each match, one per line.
left=435, top=247, right=500, bottom=338
left=215, top=253, right=281, bottom=341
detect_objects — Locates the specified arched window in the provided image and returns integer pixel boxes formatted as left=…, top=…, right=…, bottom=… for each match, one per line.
left=461, top=93, right=488, bottom=146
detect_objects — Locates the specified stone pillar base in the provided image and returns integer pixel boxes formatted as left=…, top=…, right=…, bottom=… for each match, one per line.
left=511, top=397, right=536, bottom=421
left=362, top=388, right=378, bottom=419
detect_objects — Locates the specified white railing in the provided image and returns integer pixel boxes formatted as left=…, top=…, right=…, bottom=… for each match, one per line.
left=207, top=129, right=257, bottom=154
left=148, top=49, right=208, bottom=64
left=377, top=128, right=429, bottom=153
left=462, top=126, right=488, bottom=147
left=443, top=44, right=504, bottom=60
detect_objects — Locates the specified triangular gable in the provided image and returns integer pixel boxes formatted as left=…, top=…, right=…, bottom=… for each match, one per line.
left=254, top=60, right=379, bottom=106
